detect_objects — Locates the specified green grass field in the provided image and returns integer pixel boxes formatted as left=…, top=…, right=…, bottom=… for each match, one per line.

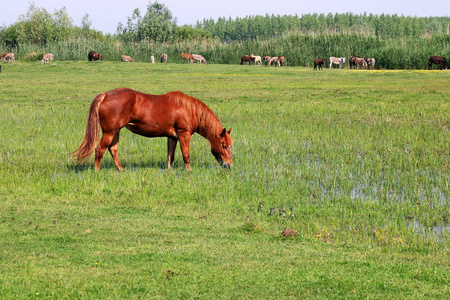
left=0, top=61, right=449, bottom=298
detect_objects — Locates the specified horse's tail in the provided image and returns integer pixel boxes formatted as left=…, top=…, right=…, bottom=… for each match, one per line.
left=70, top=93, right=106, bottom=164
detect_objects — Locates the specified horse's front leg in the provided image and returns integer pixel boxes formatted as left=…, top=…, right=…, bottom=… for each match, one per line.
left=177, top=131, right=192, bottom=171
left=167, top=137, right=177, bottom=169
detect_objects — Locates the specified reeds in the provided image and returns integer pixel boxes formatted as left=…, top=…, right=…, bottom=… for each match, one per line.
left=2, top=33, right=449, bottom=69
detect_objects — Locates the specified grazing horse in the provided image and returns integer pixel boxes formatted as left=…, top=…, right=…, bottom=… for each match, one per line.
left=250, top=54, right=262, bottom=65
left=329, top=57, right=346, bottom=69
left=1, top=53, right=15, bottom=63
left=71, top=88, right=233, bottom=171
left=181, top=53, right=194, bottom=63
left=121, top=55, right=134, bottom=62
left=88, top=51, right=95, bottom=61
left=314, top=59, right=326, bottom=70
left=161, top=53, right=167, bottom=63
left=192, top=54, right=207, bottom=64
left=40, top=53, right=53, bottom=64
left=355, top=57, right=367, bottom=69
left=93, top=53, right=103, bottom=61
left=428, top=56, right=448, bottom=70
left=240, top=55, right=255, bottom=65
left=268, top=56, right=285, bottom=66
left=263, top=55, right=271, bottom=66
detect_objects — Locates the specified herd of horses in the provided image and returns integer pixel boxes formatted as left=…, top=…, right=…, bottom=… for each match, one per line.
left=240, top=55, right=285, bottom=66
left=312, top=55, right=448, bottom=71
left=2, top=51, right=446, bottom=71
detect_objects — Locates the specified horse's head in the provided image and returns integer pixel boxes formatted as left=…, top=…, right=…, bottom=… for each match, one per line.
left=211, top=128, right=233, bottom=168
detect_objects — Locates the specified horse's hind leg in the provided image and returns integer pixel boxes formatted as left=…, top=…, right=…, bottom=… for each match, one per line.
left=95, top=131, right=121, bottom=171
left=167, top=137, right=177, bottom=169
left=108, top=132, right=124, bottom=171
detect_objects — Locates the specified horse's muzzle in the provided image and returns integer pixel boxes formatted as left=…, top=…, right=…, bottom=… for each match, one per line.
left=223, top=162, right=233, bottom=169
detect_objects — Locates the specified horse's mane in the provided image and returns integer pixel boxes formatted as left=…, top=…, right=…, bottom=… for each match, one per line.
left=166, top=91, right=223, bottom=142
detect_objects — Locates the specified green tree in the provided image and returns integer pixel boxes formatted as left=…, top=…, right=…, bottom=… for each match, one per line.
left=137, top=1, right=177, bottom=42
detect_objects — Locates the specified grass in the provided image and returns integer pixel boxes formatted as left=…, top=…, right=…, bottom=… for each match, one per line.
left=0, top=61, right=449, bottom=298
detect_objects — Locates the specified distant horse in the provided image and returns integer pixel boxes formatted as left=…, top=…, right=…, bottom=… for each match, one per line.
left=349, top=55, right=359, bottom=69
left=268, top=56, right=285, bottom=66
left=161, top=53, right=167, bottom=63
left=428, top=56, right=448, bottom=70
left=263, top=55, right=271, bottom=66
left=329, top=57, right=346, bottom=69
left=150, top=56, right=155, bottom=63
left=1, top=53, right=15, bottom=63
left=88, top=51, right=95, bottom=61
left=181, top=53, right=194, bottom=63
left=41, top=53, right=53, bottom=64
left=355, top=57, right=367, bottom=69
left=93, top=53, right=103, bottom=61
left=71, top=88, right=233, bottom=171
left=240, top=55, right=255, bottom=65
left=121, top=55, right=134, bottom=62
left=366, top=58, right=375, bottom=69
left=250, top=54, right=262, bottom=65
left=192, top=54, right=207, bottom=64
left=314, top=59, right=326, bottom=70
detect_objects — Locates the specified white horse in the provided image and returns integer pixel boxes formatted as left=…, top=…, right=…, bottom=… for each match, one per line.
left=250, top=54, right=262, bottom=65
left=150, top=55, right=155, bottom=63
left=329, top=57, right=346, bottom=69
left=192, top=54, right=207, bottom=64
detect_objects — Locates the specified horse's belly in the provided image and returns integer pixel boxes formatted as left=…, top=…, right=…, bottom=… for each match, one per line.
left=125, top=123, right=176, bottom=138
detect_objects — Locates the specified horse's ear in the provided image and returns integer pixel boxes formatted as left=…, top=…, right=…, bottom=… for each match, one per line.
left=220, top=128, right=227, bottom=137
left=227, top=128, right=232, bottom=135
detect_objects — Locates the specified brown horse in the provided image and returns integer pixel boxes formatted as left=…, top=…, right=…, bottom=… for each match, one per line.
left=71, top=88, right=233, bottom=171
left=181, top=53, right=194, bottom=63
left=314, top=59, right=326, bottom=70
left=93, top=53, right=103, bottom=61
left=121, top=55, right=134, bottom=62
left=1, top=52, right=15, bottom=63
left=240, top=55, right=255, bottom=65
left=428, top=56, right=448, bottom=70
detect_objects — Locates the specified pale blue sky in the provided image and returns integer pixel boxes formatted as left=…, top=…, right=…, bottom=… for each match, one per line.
left=1, top=0, right=449, bottom=34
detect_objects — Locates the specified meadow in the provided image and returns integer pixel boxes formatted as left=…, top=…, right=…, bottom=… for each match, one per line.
left=0, top=61, right=449, bottom=298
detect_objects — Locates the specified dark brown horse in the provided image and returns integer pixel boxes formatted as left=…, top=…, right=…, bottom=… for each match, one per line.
left=428, top=56, right=448, bottom=70
left=349, top=55, right=359, bottom=69
left=240, top=55, right=255, bottom=65
left=314, top=59, right=326, bottom=70
left=71, top=88, right=233, bottom=171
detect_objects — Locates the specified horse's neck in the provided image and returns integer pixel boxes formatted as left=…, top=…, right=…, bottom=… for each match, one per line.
left=196, top=109, right=222, bottom=144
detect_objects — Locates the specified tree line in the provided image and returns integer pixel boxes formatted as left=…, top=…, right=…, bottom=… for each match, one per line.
left=198, top=13, right=450, bottom=41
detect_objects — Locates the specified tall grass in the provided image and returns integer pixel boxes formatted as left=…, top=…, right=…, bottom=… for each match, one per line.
left=2, top=32, right=449, bottom=68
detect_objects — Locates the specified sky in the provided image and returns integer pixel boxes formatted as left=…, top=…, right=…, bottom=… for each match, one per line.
left=1, top=0, right=449, bottom=34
